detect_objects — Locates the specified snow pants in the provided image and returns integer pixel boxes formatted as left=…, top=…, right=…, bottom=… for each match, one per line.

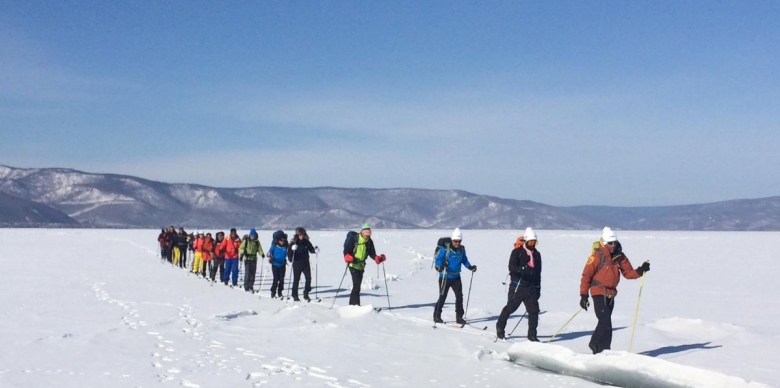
left=271, top=265, right=286, bottom=296
left=173, top=247, right=181, bottom=266
left=192, top=252, right=203, bottom=274
left=223, top=258, right=239, bottom=286
left=349, top=267, right=364, bottom=306
left=590, top=295, right=616, bottom=354
left=292, top=262, right=312, bottom=299
left=434, top=277, right=464, bottom=321
left=244, top=260, right=257, bottom=291
left=495, top=284, right=540, bottom=337
left=210, top=258, right=225, bottom=281
left=178, top=247, right=188, bottom=268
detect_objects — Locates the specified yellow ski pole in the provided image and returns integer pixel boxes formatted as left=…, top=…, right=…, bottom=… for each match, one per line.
left=545, top=308, right=584, bottom=343
left=628, top=261, right=649, bottom=352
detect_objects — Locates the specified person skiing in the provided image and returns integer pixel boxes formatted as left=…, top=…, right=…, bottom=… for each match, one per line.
left=212, top=232, right=226, bottom=282
left=239, top=229, right=264, bottom=292
left=191, top=231, right=204, bottom=275
left=157, top=228, right=167, bottom=259
left=287, top=227, right=318, bottom=301
left=164, top=226, right=177, bottom=263
left=177, top=227, right=189, bottom=269
left=201, top=232, right=214, bottom=279
left=219, top=228, right=242, bottom=286
left=267, top=230, right=289, bottom=298
left=343, top=224, right=386, bottom=306
left=433, top=228, right=476, bottom=324
left=495, top=227, right=542, bottom=341
left=580, top=227, right=650, bottom=354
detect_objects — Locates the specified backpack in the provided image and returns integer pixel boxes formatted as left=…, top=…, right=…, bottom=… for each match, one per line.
left=514, top=236, right=526, bottom=249
left=344, top=231, right=359, bottom=254
left=432, top=237, right=452, bottom=269
left=272, top=229, right=287, bottom=243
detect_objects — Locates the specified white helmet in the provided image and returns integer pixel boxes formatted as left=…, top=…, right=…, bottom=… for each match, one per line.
left=524, top=227, right=537, bottom=241
left=602, top=227, right=617, bottom=243
left=451, top=228, right=462, bottom=241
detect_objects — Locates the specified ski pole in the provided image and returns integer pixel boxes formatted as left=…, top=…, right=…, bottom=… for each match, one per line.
left=260, top=261, right=268, bottom=295
left=508, top=310, right=527, bottom=336
left=381, top=262, right=391, bottom=311
left=315, top=252, right=319, bottom=300
left=286, top=245, right=297, bottom=300
left=502, top=273, right=510, bottom=293
left=464, top=271, right=474, bottom=319
left=330, top=265, right=349, bottom=309
left=545, top=308, right=584, bottom=343
left=628, top=266, right=648, bottom=352
left=439, top=269, right=448, bottom=296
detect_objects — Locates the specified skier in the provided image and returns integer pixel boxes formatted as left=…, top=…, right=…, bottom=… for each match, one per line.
left=201, top=232, right=214, bottom=279
left=343, top=224, right=386, bottom=306
left=192, top=231, right=204, bottom=275
left=164, top=226, right=177, bottom=263
left=287, top=227, right=318, bottom=301
left=239, top=229, right=264, bottom=292
left=157, top=228, right=166, bottom=258
left=219, top=228, right=242, bottom=286
left=580, top=227, right=650, bottom=354
left=177, top=227, right=189, bottom=269
left=433, top=228, right=476, bottom=324
left=495, top=227, right=541, bottom=341
left=212, top=232, right=226, bottom=282
left=267, top=230, right=289, bottom=298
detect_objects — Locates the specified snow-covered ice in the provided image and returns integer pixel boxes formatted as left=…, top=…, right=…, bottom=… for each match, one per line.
left=0, top=228, right=777, bottom=387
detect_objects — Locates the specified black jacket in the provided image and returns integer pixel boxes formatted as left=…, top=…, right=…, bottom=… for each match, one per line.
left=287, top=237, right=316, bottom=264
left=508, top=246, right=542, bottom=287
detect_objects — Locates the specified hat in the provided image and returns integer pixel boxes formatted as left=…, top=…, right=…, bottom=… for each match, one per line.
left=249, top=228, right=257, bottom=237
left=451, top=228, right=462, bottom=241
left=524, top=227, right=537, bottom=241
left=361, top=223, right=371, bottom=231
left=602, top=227, right=617, bottom=243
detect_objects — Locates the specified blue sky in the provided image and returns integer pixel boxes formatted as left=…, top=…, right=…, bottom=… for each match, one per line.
left=1, top=1, right=778, bottom=206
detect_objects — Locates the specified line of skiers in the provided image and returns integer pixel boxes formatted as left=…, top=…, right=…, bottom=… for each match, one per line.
left=431, top=225, right=649, bottom=354
left=157, top=226, right=322, bottom=302
left=158, top=224, right=650, bottom=354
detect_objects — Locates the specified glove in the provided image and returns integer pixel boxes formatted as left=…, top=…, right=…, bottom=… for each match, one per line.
left=580, top=295, right=590, bottom=311
left=292, top=244, right=298, bottom=251
left=636, top=261, right=650, bottom=275
left=374, top=254, right=386, bottom=264
left=344, top=254, right=354, bottom=263
left=287, top=257, right=293, bottom=263
left=315, top=246, right=320, bottom=254
left=469, top=265, right=477, bottom=272
left=435, top=265, right=444, bottom=273
left=268, top=257, right=273, bottom=264
left=266, top=251, right=272, bottom=259
left=240, top=254, right=245, bottom=261
left=443, top=260, right=449, bottom=267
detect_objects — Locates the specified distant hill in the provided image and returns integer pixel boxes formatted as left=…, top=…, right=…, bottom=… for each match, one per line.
left=1, top=165, right=778, bottom=230
left=0, top=191, right=80, bottom=227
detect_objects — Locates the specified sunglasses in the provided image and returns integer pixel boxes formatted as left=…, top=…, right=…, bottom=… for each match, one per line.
left=606, top=241, right=617, bottom=246
left=452, top=240, right=462, bottom=243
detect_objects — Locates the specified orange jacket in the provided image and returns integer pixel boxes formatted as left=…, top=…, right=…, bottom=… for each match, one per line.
left=580, top=243, right=640, bottom=297
left=201, top=237, right=214, bottom=261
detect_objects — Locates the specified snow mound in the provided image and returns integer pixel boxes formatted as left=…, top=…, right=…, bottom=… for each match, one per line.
left=338, top=305, right=375, bottom=319
left=647, top=317, right=743, bottom=341
left=507, top=342, right=768, bottom=388
left=361, top=276, right=380, bottom=290
left=214, top=310, right=258, bottom=320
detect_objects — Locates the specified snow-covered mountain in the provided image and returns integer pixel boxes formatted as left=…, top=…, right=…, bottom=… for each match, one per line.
left=0, top=166, right=595, bottom=229
left=0, top=191, right=80, bottom=227
left=1, top=165, right=779, bottom=230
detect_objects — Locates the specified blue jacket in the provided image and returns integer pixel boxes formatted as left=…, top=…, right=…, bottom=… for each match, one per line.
left=268, top=244, right=288, bottom=268
left=435, top=245, right=472, bottom=279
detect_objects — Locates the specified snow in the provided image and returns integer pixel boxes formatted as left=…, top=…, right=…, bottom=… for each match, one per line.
left=0, top=229, right=778, bottom=388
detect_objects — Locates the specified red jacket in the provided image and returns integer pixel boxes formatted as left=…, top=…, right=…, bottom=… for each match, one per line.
left=201, top=237, right=214, bottom=261
left=580, top=243, right=640, bottom=297
left=219, top=235, right=241, bottom=259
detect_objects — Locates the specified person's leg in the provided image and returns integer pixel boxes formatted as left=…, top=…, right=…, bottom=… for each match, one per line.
left=452, top=278, right=464, bottom=323
left=303, top=264, right=312, bottom=299
left=496, top=283, right=524, bottom=336
left=433, top=277, right=452, bottom=322
left=590, top=295, right=614, bottom=354
left=525, top=288, right=541, bottom=341
left=349, top=267, right=363, bottom=305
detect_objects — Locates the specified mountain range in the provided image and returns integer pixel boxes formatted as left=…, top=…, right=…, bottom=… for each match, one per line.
left=1, top=165, right=778, bottom=231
